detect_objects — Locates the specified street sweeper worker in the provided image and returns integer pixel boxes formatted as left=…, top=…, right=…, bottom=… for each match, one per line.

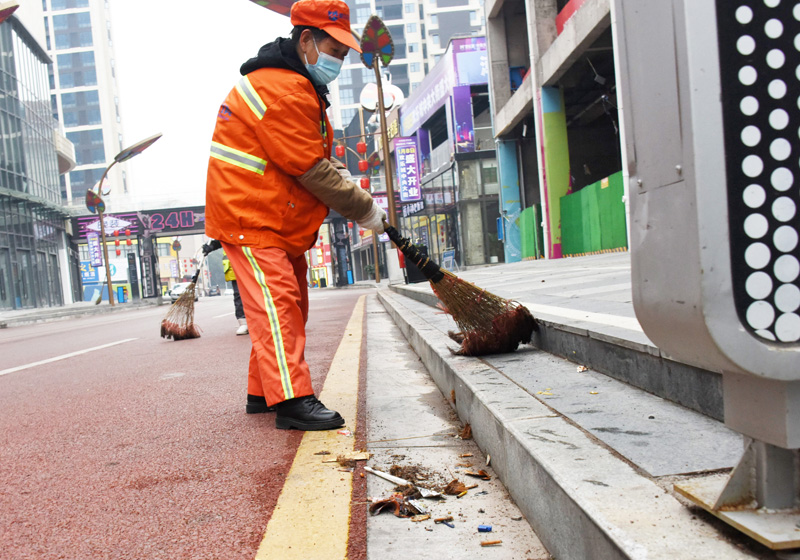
left=204, top=0, right=386, bottom=430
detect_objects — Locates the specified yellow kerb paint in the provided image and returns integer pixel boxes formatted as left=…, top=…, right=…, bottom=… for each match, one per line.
left=254, top=295, right=365, bottom=560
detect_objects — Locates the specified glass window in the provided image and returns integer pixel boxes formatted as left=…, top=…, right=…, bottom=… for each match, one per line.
left=356, top=7, right=370, bottom=23
left=432, top=35, right=440, bottom=47
left=405, top=3, right=415, bottom=12
left=410, top=62, right=420, bottom=72
left=408, top=43, right=418, bottom=53
left=338, top=70, right=352, bottom=86
left=339, top=89, right=354, bottom=105
left=431, top=15, right=438, bottom=26
left=51, top=0, right=89, bottom=9
left=406, top=23, right=417, bottom=33
left=341, top=108, right=357, bottom=126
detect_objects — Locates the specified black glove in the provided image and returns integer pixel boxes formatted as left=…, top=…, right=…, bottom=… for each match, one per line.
left=202, top=239, right=222, bottom=255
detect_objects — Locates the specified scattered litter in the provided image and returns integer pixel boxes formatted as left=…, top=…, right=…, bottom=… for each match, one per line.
left=364, top=466, right=410, bottom=486
left=537, top=391, right=553, bottom=396
left=458, top=424, right=472, bottom=440
left=478, top=508, right=485, bottom=514
left=478, top=525, right=492, bottom=532
left=475, top=491, right=489, bottom=496
left=457, top=490, right=468, bottom=498
left=322, top=451, right=371, bottom=467
left=369, top=494, right=426, bottom=518
left=465, top=484, right=479, bottom=490
left=407, top=499, right=428, bottom=515
left=459, top=453, right=473, bottom=458
left=314, top=450, right=331, bottom=455
left=465, top=470, right=491, bottom=480
left=444, top=480, right=467, bottom=495
left=450, top=389, right=456, bottom=403
left=511, top=515, right=523, bottom=521
left=481, top=540, right=502, bottom=547
left=418, top=487, right=444, bottom=499
left=648, top=415, right=655, bottom=419
left=337, top=429, right=352, bottom=436
left=434, top=516, right=454, bottom=524
left=456, top=462, right=473, bottom=468
left=443, top=521, right=455, bottom=528
left=411, top=514, right=431, bottom=522
left=425, top=526, right=433, bottom=532
left=486, top=455, right=491, bottom=466
left=589, top=391, right=599, bottom=395
left=390, top=464, right=427, bottom=483
left=577, top=365, right=589, bottom=372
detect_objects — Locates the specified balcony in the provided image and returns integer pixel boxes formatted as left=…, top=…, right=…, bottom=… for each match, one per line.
left=53, top=129, right=76, bottom=175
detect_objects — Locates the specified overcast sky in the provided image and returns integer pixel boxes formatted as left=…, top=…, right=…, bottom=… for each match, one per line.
left=109, top=1, right=292, bottom=208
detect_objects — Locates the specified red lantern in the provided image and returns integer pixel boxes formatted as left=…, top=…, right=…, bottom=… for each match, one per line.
left=359, top=229, right=365, bottom=236
left=347, top=221, right=353, bottom=228
left=356, top=141, right=367, bottom=154
left=114, top=239, right=120, bottom=247
left=115, top=249, right=121, bottom=256
left=125, top=228, right=130, bottom=236
left=360, top=176, right=370, bottom=190
left=335, top=144, right=345, bottom=158
left=358, top=159, right=369, bottom=172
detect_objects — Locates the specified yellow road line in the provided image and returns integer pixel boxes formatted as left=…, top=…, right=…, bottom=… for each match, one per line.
left=254, top=295, right=365, bottom=560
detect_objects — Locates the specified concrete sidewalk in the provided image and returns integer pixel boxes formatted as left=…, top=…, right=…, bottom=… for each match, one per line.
left=377, top=253, right=773, bottom=559
left=0, top=299, right=160, bottom=328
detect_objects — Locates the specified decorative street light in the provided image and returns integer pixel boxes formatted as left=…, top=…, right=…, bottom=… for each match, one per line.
left=91, top=133, right=162, bottom=306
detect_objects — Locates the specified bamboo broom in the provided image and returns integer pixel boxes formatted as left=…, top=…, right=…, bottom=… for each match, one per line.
left=160, top=263, right=203, bottom=341
left=384, top=224, right=536, bottom=356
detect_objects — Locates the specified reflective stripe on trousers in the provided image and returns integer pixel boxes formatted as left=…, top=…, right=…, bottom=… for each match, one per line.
left=223, top=244, right=312, bottom=405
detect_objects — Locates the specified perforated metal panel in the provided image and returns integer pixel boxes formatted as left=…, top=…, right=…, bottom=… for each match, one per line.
left=717, top=1, right=800, bottom=343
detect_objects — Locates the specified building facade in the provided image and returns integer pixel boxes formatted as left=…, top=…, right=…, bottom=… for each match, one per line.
left=485, top=0, right=627, bottom=261
left=0, top=8, right=77, bottom=310
left=41, top=0, right=127, bottom=207
left=344, top=35, right=499, bottom=279
left=329, top=0, right=486, bottom=133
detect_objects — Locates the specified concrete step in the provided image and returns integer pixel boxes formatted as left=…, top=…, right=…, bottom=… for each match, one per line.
left=377, top=288, right=769, bottom=559
left=391, top=269, right=724, bottom=422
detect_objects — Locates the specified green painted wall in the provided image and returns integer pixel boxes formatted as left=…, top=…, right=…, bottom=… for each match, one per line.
left=520, top=205, right=545, bottom=259
left=560, top=171, right=628, bottom=256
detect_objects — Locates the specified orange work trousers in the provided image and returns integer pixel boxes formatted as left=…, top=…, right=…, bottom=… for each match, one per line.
left=222, top=244, right=313, bottom=406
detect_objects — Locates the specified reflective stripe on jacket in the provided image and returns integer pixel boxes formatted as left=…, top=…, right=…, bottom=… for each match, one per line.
left=205, top=68, right=332, bottom=257
left=223, top=255, right=236, bottom=282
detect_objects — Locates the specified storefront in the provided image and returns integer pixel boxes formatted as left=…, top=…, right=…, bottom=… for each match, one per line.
left=395, top=36, right=502, bottom=269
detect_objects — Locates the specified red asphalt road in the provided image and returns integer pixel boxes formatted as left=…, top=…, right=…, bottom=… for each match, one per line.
left=0, top=289, right=369, bottom=560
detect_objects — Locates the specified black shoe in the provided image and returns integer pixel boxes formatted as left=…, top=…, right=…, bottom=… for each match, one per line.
left=275, top=396, right=345, bottom=431
left=246, top=394, right=276, bottom=414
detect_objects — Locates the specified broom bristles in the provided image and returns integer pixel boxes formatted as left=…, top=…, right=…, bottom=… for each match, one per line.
left=384, top=225, right=536, bottom=356
left=160, top=282, right=201, bottom=340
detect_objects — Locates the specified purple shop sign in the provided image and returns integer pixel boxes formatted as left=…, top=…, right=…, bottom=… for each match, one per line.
left=394, top=137, right=421, bottom=202
left=452, top=86, right=475, bottom=153
left=87, top=232, right=103, bottom=267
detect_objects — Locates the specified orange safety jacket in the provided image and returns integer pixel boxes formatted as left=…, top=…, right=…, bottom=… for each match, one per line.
left=205, top=39, right=333, bottom=258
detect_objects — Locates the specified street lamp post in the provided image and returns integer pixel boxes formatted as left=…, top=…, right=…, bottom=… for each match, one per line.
left=96, top=133, right=162, bottom=306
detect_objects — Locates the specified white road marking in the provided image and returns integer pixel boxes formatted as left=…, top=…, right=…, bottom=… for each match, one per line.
left=0, top=338, right=138, bottom=377
left=213, top=311, right=235, bottom=319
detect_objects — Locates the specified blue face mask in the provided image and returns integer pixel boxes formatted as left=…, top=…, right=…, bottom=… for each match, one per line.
left=304, top=38, right=343, bottom=85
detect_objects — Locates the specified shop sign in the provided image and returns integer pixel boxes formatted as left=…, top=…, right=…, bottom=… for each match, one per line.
left=395, top=137, right=421, bottom=202
left=402, top=200, right=426, bottom=217
left=87, top=232, right=102, bottom=267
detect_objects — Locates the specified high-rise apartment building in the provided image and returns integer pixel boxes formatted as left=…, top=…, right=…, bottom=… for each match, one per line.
left=328, top=0, right=485, bottom=131
left=0, top=4, right=79, bottom=309
left=41, top=0, right=126, bottom=207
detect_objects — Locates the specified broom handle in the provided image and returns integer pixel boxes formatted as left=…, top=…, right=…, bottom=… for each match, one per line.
left=190, top=254, right=206, bottom=284
left=383, top=221, right=445, bottom=283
